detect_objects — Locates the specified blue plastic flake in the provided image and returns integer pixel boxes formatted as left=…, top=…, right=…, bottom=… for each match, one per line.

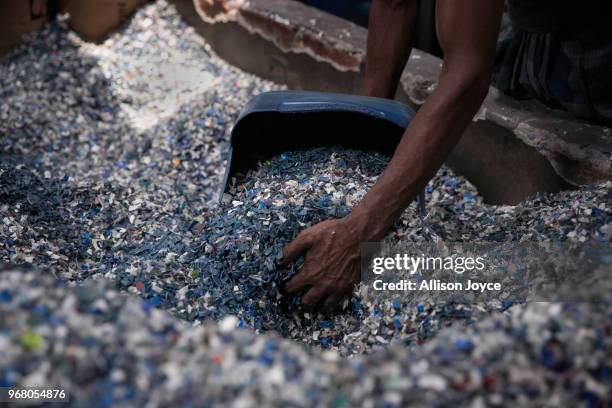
left=539, top=344, right=561, bottom=370
left=392, top=298, right=401, bottom=310
left=81, top=232, right=92, bottom=248
left=0, top=290, right=12, bottom=303
left=319, top=320, right=333, bottom=329
left=351, top=300, right=362, bottom=313
left=454, top=339, right=474, bottom=351
left=148, top=296, right=162, bottom=307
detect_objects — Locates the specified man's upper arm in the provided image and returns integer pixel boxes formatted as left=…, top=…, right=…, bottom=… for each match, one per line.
left=436, top=0, right=504, bottom=77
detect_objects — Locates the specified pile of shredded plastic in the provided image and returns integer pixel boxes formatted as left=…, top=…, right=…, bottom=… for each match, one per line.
left=1, top=1, right=611, bottom=406
left=1, top=266, right=610, bottom=407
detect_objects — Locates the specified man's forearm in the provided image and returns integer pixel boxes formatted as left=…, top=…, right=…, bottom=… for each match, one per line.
left=364, top=0, right=418, bottom=98
left=348, top=69, right=491, bottom=240
left=349, top=0, right=503, bottom=242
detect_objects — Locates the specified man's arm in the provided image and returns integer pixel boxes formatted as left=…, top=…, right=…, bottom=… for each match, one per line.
left=363, top=0, right=418, bottom=98
left=282, top=0, right=504, bottom=309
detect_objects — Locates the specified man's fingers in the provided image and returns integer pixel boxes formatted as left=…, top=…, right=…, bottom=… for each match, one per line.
left=322, top=290, right=345, bottom=312
left=323, top=295, right=339, bottom=311
left=281, top=230, right=313, bottom=265
left=301, top=286, right=327, bottom=309
left=282, top=268, right=311, bottom=295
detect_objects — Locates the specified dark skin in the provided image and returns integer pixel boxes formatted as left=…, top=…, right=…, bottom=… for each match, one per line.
left=282, top=0, right=504, bottom=309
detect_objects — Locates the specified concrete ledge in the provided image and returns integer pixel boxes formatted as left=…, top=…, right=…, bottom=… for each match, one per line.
left=174, top=0, right=364, bottom=93
left=173, top=0, right=611, bottom=204
left=402, top=63, right=612, bottom=186
left=193, top=0, right=365, bottom=72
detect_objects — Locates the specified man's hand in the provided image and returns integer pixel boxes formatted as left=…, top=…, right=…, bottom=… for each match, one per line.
left=281, top=218, right=361, bottom=309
